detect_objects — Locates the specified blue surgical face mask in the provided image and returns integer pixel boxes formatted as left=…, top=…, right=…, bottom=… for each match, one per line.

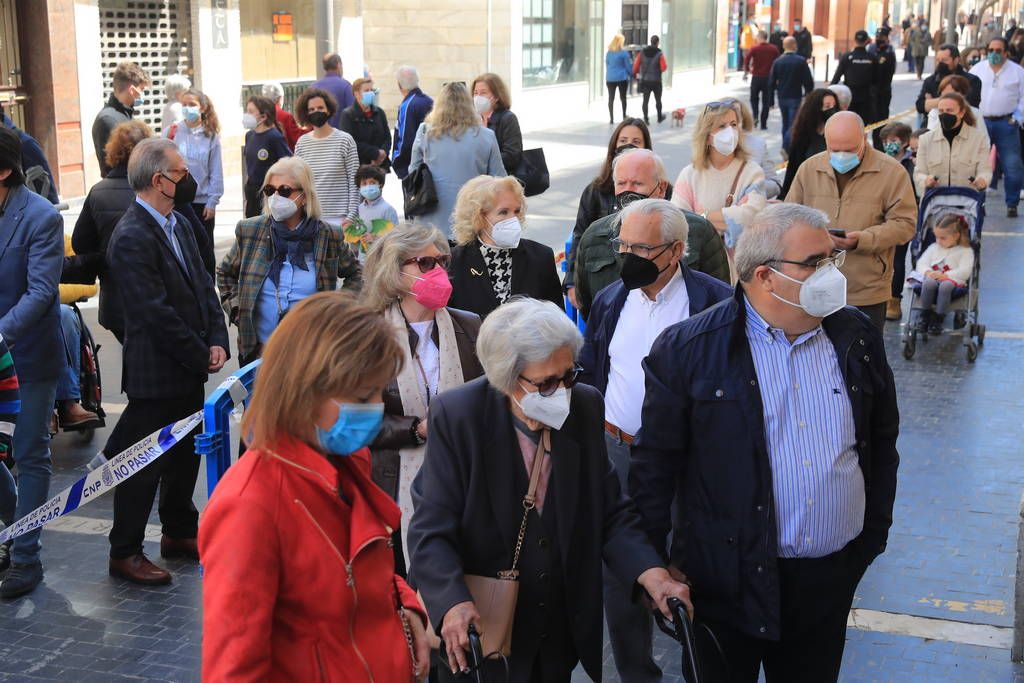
left=829, top=150, right=861, bottom=174
left=182, top=105, right=201, bottom=123
left=361, top=90, right=376, bottom=107
left=316, top=401, right=385, bottom=456
left=359, top=183, right=382, bottom=201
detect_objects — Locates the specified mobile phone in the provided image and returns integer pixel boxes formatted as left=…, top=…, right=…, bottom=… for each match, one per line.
left=828, top=229, right=847, bottom=238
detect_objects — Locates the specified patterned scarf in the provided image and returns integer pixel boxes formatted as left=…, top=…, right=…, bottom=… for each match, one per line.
left=479, top=240, right=513, bottom=304
left=269, top=217, right=318, bottom=286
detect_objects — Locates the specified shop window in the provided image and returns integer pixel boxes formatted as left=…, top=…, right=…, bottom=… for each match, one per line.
left=523, top=0, right=591, bottom=87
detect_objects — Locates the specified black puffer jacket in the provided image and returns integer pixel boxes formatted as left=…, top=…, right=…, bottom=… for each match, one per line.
left=338, top=103, right=393, bottom=169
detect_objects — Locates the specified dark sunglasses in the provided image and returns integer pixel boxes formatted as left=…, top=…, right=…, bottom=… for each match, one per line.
left=262, top=185, right=301, bottom=198
left=403, top=255, right=451, bottom=273
left=520, top=365, right=583, bottom=397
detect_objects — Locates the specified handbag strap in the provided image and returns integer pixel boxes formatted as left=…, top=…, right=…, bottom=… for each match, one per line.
left=724, top=162, right=745, bottom=207
left=503, top=429, right=550, bottom=578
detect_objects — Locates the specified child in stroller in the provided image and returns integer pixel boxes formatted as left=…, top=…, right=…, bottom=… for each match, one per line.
left=910, top=214, right=974, bottom=335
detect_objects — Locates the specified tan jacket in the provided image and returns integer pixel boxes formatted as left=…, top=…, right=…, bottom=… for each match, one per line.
left=788, top=148, right=918, bottom=306
left=914, top=123, right=992, bottom=196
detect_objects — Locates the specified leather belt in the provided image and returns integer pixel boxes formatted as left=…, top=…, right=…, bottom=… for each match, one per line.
left=604, top=420, right=635, bottom=444
left=984, top=114, right=1013, bottom=120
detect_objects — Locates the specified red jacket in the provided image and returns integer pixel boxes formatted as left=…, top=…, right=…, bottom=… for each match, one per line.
left=199, top=438, right=426, bottom=682
left=744, top=43, right=781, bottom=77
left=276, top=105, right=306, bottom=150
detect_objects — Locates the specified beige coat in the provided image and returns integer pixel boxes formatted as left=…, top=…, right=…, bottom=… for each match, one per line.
left=914, top=123, right=992, bottom=196
left=787, top=148, right=918, bottom=306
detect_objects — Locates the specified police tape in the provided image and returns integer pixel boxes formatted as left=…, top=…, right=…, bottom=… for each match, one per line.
left=0, top=410, right=204, bottom=545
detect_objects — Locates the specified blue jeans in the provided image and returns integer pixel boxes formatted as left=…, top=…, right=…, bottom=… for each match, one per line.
left=985, top=117, right=1023, bottom=208
left=56, top=305, right=81, bottom=401
left=0, top=380, right=57, bottom=564
left=779, top=97, right=802, bottom=150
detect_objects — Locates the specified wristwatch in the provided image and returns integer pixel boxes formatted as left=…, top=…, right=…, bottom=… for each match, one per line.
left=410, top=417, right=426, bottom=446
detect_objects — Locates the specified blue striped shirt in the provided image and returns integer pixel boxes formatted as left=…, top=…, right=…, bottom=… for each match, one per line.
left=744, top=297, right=864, bottom=558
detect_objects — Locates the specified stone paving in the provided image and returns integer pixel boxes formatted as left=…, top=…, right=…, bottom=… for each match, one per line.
left=4, top=66, right=1024, bottom=681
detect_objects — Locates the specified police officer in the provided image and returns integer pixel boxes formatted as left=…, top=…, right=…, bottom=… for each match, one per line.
left=831, top=29, right=878, bottom=124
left=868, top=28, right=897, bottom=123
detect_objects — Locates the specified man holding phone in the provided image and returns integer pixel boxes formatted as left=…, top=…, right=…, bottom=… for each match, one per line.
left=786, top=111, right=917, bottom=329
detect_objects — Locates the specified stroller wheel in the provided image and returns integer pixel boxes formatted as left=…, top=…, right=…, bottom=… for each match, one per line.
left=978, top=325, right=986, bottom=346
left=966, top=341, right=978, bottom=363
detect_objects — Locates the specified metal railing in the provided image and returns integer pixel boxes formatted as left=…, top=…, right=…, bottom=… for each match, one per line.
left=239, top=79, right=315, bottom=112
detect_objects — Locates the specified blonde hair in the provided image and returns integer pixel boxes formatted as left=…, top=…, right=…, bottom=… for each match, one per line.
left=261, top=157, right=322, bottom=220
left=361, top=222, right=452, bottom=312
left=608, top=34, right=626, bottom=51
left=452, top=175, right=526, bottom=245
left=242, top=291, right=404, bottom=451
left=471, top=73, right=512, bottom=110
left=691, top=103, right=748, bottom=170
left=425, top=82, right=480, bottom=140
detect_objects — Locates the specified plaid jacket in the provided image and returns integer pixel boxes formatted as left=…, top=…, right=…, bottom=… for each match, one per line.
left=217, top=215, right=363, bottom=361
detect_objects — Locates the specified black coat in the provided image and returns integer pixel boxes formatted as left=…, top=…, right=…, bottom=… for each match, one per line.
left=408, top=377, right=663, bottom=682
left=107, top=201, right=229, bottom=399
left=630, top=288, right=899, bottom=641
left=338, top=103, right=392, bottom=169
left=448, top=238, right=563, bottom=319
left=486, top=108, right=523, bottom=175
left=91, top=94, right=134, bottom=177
left=915, top=65, right=983, bottom=114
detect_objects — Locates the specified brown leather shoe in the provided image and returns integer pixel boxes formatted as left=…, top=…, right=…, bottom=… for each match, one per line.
left=160, top=535, right=199, bottom=561
left=109, top=554, right=172, bottom=585
left=885, top=297, right=902, bottom=321
left=60, top=402, right=103, bottom=431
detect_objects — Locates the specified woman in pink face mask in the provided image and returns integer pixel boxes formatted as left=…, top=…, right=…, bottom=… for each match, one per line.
left=361, top=223, right=484, bottom=572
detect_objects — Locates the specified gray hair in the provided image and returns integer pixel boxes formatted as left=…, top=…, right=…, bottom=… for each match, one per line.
left=612, top=148, right=668, bottom=184
left=620, top=198, right=689, bottom=245
left=396, top=65, right=420, bottom=90
left=262, top=81, right=285, bottom=101
left=828, top=84, right=852, bottom=110
left=734, top=203, right=830, bottom=282
left=361, top=222, right=451, bottom=312
left=164, top=74, right=191, bottom=99
left=127, top=137, right=177, bottom=192
left=477, top=298, right=583, bottom=395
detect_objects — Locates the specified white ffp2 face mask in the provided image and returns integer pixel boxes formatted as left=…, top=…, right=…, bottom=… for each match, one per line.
left=268, top=193, right=299, bottom=222
left=474, top=95, right=493, bottom=115
left=712, top=126, right=739, bottom=156
left=516, top=385, right=571, bottom=430
left=488, top=217, right=522, bottom=249
left=769, top=263, right=847, bottom=318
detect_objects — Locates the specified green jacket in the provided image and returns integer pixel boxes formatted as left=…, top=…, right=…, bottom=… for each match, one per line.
left=573, top=210, right=730, bottom=320
left=217, top=215, right=363, bottom=362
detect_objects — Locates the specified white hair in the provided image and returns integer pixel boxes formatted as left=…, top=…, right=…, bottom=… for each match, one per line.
left=164, top=74, right=191, bottom=99
left=262, top=81, right=285, bottom=101
left=477, top=299, right=583, bottom=395
left=734, top=203, right=830, bottom=282
left=620, top=198, right=689, bottom=245
left=828, top=84, right=852, bottom=110
left=396, top=65, right=420, bottom=91
left=611, top=148, right=668, bottom=184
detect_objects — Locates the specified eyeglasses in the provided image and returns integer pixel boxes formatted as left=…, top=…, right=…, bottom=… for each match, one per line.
left=520, top=365, right=583, bottom=397
left=262, top=185, right=301, bottom=198
left=403, top=255, right=451, bottom=273
left=703, top=98, right=740, bottom=115
left=765, top=249, right=846, bottom=271
left=610, top=238, right=674, bottom=259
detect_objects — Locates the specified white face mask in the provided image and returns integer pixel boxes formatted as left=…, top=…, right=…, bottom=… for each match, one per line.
left=268, top=193, right=300, bottom=222
left=515, top=384, right=572, bottom=430
left=473, top=95, right=493, bottom=116
left=242, top=113, right=259, bottom=130
left=487, top=217, right=522, bottom=249
left=769, top=263, right=848, bottom=318
left=712, top=126, right=739, bottom=156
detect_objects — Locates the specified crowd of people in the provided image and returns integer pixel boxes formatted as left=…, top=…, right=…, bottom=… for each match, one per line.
left=0, top=20, right=1012, bottom=680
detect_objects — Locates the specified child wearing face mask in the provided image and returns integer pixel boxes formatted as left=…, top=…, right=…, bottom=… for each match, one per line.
left=880, top=123, right=917, bottom=321
left=347, top=165, right=399, bottom=259
left=909, top=214, right=974, bottom=334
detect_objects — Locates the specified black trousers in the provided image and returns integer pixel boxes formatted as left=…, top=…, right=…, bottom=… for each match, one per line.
left=191, top=202, right=216, bottom=246
left=104, top=389, right=204, bottom=559
left=640, top=80, right=663, bottom=120
left=856, top=302, right=887, bottom=331
left=243, top=183, right=262, bottom=218
left=607, top=80, right=628, bottom=122
left=695, top=543, right=868, bottom=683
left=892, top=242, right=908, bottom=298
left=749, top=76, right=771, bottom=128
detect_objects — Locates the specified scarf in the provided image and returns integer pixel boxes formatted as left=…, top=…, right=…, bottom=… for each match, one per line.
left=479, top=240, right=514, bottom=304
left=385, top=304, right=465, bottom=553
left=269, top=217, right=318, bottom=286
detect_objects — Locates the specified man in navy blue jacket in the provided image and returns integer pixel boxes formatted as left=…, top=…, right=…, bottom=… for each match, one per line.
left=579, top=198, right=731, bottom=683
left=770, top=36, right=815, bottom=150
left=631, top=203, right=899, bottom=682
left=391, top=65, right=434, bottom=179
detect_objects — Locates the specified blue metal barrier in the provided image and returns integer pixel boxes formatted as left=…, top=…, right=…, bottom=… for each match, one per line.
left=195, top=359, right=262, bottom=496
left=562, top=235, right=586, bottom=333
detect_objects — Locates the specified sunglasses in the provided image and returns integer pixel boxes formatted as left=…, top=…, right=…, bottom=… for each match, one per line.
left=262, top=185, right=302, bottom=198
left=520, top=365, right=583, bottom=397
left=403, top=255, right=451, bottom=273
left=703, top=98, right=740, bottom=115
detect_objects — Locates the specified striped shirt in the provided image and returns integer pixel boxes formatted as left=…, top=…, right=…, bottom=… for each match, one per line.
left=295, top=129, right=360, bottom=221
left=0, top=333, right=20, bottom=458
left=744, top=297, right=864, bottom=558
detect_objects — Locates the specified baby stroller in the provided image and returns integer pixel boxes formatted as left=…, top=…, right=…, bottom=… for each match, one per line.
left=901, top=186, right=986, bottom=363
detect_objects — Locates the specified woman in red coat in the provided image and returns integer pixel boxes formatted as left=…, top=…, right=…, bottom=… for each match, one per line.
left=199, top=291, right=430, bottom=681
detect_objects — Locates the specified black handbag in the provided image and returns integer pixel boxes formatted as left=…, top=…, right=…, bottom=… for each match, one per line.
left=402, top=131, right=438, bottom=218
left=514, top=148, right=549, bottom=197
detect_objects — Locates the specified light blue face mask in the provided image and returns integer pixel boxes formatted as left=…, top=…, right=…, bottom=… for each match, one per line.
left=829, top=150, right=861, bottom=174
left=182, top=105, right=201, bottom=123
left=316, top=401, right=385, bottom=456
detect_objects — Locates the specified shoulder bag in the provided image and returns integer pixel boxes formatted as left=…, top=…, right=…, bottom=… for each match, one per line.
left=402, top=129, right=438, bottom=218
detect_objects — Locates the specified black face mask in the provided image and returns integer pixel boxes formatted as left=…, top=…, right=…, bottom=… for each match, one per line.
left=619, top=249, right=673, bottom=290
left=614, top=182, right=660, bottom=211
left=615, top=143, right=639, bottom=157
left=939, top=112, right=960, bottom=131
left=308, top=111, right=330, bottom=128
left=822, top=106, right=839, bottom=121
left=160, top=171, right=198, bottom=205
left=877, top=42, right=888, bottom=50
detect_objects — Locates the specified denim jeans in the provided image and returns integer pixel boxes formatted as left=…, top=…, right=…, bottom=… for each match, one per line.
left=56, top=305, right=81, bottom=402
left=0, top=380, right=57, bottom=564
left=985, top=117, right=1023, bottom=208
left=779, top=97, right=802, bottom=150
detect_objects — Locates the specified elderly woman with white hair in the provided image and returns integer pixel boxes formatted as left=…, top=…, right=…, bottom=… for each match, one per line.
left=160, top=73, right=191, bottom=137
left=361, top=223, right=483, bottom=573
left=408, top=297, right=692, bottom=683
left=448, top=175, right=563, bottom=318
